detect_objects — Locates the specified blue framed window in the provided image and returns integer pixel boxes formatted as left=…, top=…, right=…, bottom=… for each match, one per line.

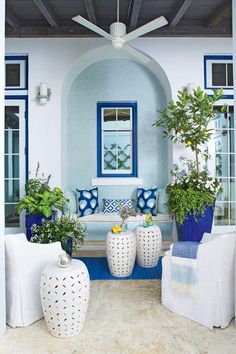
left=5, top=55, right=28, bottom=90
left=97, top=102, right=137, bottom=177
left=204, top=55, right=233, bottom=91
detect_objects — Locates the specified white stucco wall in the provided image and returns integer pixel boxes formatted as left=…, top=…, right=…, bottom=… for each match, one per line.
left=5, top=37, right=233, bottom=186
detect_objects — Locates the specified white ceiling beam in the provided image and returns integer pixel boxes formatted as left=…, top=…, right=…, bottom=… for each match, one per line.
left=33, top=0, right=59, bottom=27
left=169, top=0, right=193, bottom=28
left=128, top=0, right=142, bottom=28
left=83, top=0, right=97, bottom=24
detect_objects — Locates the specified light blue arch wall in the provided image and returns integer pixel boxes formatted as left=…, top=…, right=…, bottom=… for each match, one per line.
left=66, top=58, right=168, bottom=205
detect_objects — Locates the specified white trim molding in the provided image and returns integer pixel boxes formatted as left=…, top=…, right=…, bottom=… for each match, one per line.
left=91, top=177, right=143, bottom=186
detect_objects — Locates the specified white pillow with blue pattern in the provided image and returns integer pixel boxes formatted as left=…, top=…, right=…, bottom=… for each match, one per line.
left=103, top=199, right=134, bottom=213
left=137, top=187, right=158, bottom=215
left=76, top=187, right=99, bottom=217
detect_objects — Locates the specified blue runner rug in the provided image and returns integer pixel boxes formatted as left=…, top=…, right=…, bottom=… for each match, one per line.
left=74, top=257, right=162, bottom=280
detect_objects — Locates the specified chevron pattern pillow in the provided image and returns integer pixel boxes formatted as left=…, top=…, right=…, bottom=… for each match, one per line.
left=103, top=199, right=134, bottom=213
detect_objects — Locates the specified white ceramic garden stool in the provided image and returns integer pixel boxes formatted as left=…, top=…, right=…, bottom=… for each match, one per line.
left=106, top=231, right=136, bottom=277
left=135, top=225, right=162, bottom=268
left=40, top=259, right=90, bottom=338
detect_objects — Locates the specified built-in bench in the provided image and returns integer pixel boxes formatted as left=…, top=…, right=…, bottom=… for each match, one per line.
left=77, top=212, right=173, bottom=224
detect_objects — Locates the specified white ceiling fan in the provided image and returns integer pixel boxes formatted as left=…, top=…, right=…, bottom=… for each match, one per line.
left=72, top=0, right=168, bottom=63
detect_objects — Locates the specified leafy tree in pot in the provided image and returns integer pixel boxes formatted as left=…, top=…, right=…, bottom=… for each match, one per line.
left=153, top=87, right=226, bottom=225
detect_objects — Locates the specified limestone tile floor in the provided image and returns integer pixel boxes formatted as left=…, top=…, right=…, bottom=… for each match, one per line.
left=1, top=280, right=236, bottom=354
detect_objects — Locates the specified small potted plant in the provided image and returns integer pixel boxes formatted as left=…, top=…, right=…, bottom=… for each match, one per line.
left=153, top=87, right=226, bottom=241
left=31, top=215, right=87, bottom=255
left=16, top=163, right=68, bottom=239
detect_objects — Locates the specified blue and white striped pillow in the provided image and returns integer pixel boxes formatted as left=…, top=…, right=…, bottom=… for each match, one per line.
left=103, top=199, right=134, bottom=213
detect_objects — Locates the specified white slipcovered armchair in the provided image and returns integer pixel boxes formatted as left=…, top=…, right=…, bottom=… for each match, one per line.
left=162, top=232, right=236, bottom=329
left=5, top=233, right=63, bottom=328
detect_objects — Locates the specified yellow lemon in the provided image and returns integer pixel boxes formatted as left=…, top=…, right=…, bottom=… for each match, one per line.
left=186, top=141, right=192, bottom=146
left=112, top=224, right=122, bottom=233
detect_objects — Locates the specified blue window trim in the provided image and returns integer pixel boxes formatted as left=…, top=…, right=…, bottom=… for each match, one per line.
left=5, top=55, right=28, bottom=91
left=204, top=55, right=233, bottom=95
left=5, top=95, right=29, bottom=181
left=97, top=101, right=138, bottom=178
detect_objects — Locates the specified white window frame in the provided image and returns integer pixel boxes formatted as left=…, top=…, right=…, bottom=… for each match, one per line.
left=4, top=99, right=26, bottom=233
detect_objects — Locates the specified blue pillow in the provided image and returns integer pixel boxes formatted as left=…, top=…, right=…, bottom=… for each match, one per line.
left=103, top=199, right=134, bottom=213
left=137, top=187, right=158, bottom=215
left=76, top=187, right=99, bottom=217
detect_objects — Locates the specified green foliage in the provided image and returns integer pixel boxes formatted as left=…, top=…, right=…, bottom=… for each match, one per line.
left=31, top=215, right=87, bottom=253
left=167, top=160, right=222, bottom=224
left=153, top=87, right=226, bottom=223
left=153, top=87, right=226, bottom=152
left=16, top=164, right=68, bottom=217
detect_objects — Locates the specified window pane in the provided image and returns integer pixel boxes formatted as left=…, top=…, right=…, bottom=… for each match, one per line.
left=214, top=202, right=229, bottom=225
left=212, top=63, right=226, bottom=86
left=103, top=132, right=118, bottom=170
left=5, top=130, right=19, bottom=154
left=5, top=204, right=20, bottom=228
left=5, top=106, right=19, bottom=129
left=217, top=179, right=228, bottom=202
left=103, top=131, right=131, bottom=171
left=230, top=179, right=235, bottom=201
left=214, top=112, right=228, bottom=130
left=5, top=180, right=20, bottom=202
left=103, top=109, right=116, bottom=130
left=117, top=132, right=131, bottom=170
left=230, top=130, right=235, bottom=153
left=6, top=63, right=20, bottom=87
left=216, top=154, right=228, bottom=177
left=230, top=154, right=235, bottom=177
left=4, top=155, right=19, bottom=178
left=230, top=203, right=236, bottom=225
left=214, top=130, right=228, bottom=153
left=229, top=108, right=234, bottom=128
left=117, top=109, right=131, bottom=130
left=227, top=63, right=233, bottom=86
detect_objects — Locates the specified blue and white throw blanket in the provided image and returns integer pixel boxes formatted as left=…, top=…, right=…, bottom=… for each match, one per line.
left=171, top=241, right=199, bottom=296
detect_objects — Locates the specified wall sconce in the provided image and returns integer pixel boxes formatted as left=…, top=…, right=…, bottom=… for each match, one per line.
left=38, top=82, right=51, bottom=104
left=187, top=82, right=195, bottom=94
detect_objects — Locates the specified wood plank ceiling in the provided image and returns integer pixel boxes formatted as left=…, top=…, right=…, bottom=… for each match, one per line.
left=5, top=0, right=232, bottom=38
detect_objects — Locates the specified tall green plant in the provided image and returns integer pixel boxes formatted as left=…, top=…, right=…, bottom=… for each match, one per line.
left=153, top=87, right=226, bottom=224
left=153, top=87, right=227, bottom=174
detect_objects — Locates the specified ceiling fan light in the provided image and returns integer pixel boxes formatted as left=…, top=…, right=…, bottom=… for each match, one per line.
left=111, top=38, right=124, bottom=49
left=110, top=22, right=126, bottom=37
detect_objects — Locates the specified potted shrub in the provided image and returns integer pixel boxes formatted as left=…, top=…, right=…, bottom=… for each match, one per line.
left=153, top=87, right=226, bottom=242
left=31, top=215, right=87, bottom=256
left=17, top=164, right=68, bottom=239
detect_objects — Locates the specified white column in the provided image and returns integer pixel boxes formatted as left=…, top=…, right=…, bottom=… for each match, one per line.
left=0, top=0, right=6, bottom=337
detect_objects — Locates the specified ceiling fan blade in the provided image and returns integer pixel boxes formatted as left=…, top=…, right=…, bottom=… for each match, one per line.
left=123, top=16, right=168, bottom=42
left=72, top=15, right=113, bottom=41
left=123, top=44, right=151, bottom=64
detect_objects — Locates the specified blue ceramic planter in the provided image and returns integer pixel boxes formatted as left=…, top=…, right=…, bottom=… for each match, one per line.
left=177, top=204, right=214, bottom=242
left=62, top=237, right=73, bottom=256
left=25, top=212, right=55, bottom=240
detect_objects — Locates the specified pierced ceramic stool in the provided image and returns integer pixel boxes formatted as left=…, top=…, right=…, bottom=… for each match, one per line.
left=106, top=231, right=136, bottom=277
left=40, top=259, right=90, bottom=338
left=135, top=225, right=162, bottom=268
